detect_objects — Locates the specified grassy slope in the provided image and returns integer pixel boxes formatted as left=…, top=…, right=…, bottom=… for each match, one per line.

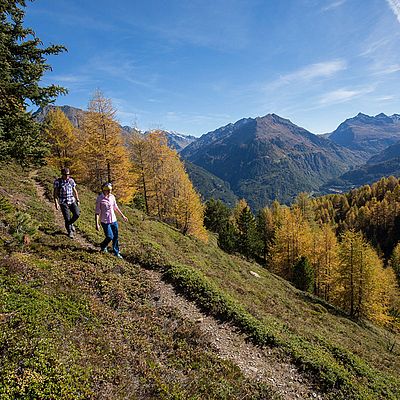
left=1, top=162, right=400, bottom=399
left=0, top=163, right=275, bottom=400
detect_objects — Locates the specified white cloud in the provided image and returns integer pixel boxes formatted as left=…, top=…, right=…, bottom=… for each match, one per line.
left=372, top=64, right=400, bottom=75
left=321, top=0, right=346, bottom=12
left=360, top=37, right=393, bottom=57
left=319, top=87, right=375, bottom=106
left=387, top=0, right=400, bottom=23
left=267, top=60, right=347, bottom=90
left=376, top=95, right=395, bottom=101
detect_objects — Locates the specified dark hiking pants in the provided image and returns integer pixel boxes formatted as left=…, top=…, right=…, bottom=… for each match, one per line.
left=60, top=202, right=80, bottom=234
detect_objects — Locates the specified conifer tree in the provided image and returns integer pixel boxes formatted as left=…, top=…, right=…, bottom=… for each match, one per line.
left=390, top=242, right=400, bottom=284
left=232, top=199, right=249, bottom=226
left=218, top=221, right=238, bottom=253
left=293, top=256, right=314, bottom=293
left=0, top=0, right=67, bottom=165
left=256, top=207, right=276, bottom=263
left=236, top=204, right=257, bottom=259
left=129, top=132, right=151, bottom=213
left=311, top=224, right=340, bottom=301
left=43, top=108, right=76, bottom=168
left=337, top=230, right=393, bottom=322
left=295, top=192, right=315, bottom=223
left=76, top=91, right=134, bottom=202
left=204, top=199, right=231, bottom=234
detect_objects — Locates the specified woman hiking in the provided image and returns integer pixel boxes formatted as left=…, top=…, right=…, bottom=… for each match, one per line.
left=95, top=182, right=128, bottom=259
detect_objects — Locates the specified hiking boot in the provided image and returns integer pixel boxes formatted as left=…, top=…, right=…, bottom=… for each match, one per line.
left=115, top=253, right=123, bottom=259
left=101, top=247, right=108, bottom=254
left=70, top=224, right=76, bottom=232
left=68, top=231, right=74, bottom=239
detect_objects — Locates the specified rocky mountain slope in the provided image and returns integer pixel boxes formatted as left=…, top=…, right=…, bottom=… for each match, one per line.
left=367, top=140, right=400, bottom=165
left=181, top=114, right=363, bottom=209
left=326, top=112, right=400, bottom=157
left=34, top=104, right=85, bottom=127
left=155, top=130, right=197, bottom=152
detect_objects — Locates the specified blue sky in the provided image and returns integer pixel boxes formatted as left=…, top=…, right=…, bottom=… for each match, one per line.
left=25, top=0, right=400, bottom=137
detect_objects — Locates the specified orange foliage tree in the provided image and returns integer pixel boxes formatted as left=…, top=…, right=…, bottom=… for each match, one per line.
left=43, top=108, right=76, bottom=169
left=76, top=91, right=135, bottom=202
left=129, top=131, right=207, bottom=241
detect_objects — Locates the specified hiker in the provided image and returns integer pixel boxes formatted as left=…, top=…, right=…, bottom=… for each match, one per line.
left=53, top=167, right=80, bottom=238
left=95, top=182, right=128, bottom=259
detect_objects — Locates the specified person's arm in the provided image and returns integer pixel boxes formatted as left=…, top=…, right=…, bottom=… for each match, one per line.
left=114, top=198, right=128, bottom=222
left=95, top=196, right=101, bottom=230
left=53, top=184, right=59, bottom=210
left=73, top=187, right=80, bottom=204
left=95, top=213, right=100, bottom=231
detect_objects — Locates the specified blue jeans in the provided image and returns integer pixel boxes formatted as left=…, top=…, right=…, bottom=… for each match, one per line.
left=101, top=221, right=119, bottom=255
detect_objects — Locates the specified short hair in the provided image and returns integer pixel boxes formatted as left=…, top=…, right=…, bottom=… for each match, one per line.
left=61, top=167, right=70, bottom=175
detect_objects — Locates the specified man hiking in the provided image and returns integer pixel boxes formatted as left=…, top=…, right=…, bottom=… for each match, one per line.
left=95, top=182, right=128, bottom=259
left=53, top=167, right=80, bottom=238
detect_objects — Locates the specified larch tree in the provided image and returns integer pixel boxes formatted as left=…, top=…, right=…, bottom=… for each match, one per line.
left=77, top=91, right=135, bottom=202
left=129, top=130, right=207, bottom=241
left=311, top=224, right=340, bottom=301
left=269, top=206, right=313, bottom=280
left=337, top=230, right=393, bottom=322
left=43, top=108, right=76, bottom=169
left=171, top=163, right=208, bottom=241
left=294, top=192, right=315, bottom=224
left=128, top=131, right=150, bottom=213
left=139, top=131, right=173, bottom=220
left=0, top=0, right=67, bottom=165
left=232, top=199, right=249, bottom=226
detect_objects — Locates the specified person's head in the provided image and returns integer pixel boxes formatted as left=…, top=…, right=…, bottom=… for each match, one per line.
left=102, top=182, right=113, bottom=194
left=61, top=167, right=70, bottom=178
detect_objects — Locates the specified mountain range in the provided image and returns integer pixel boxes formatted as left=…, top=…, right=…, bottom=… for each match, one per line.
left=181, top=114, right=363, bottom=209
left=35, top=105, right=400, bottom=209
left=321, top=113, right=400, bottom=190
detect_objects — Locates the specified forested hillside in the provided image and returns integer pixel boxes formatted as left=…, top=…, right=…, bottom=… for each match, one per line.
left=204, top=177, right=400, bottom=325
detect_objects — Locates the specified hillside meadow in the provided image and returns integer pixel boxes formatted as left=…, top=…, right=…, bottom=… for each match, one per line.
left=0, top=162, right=399, bottom=399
